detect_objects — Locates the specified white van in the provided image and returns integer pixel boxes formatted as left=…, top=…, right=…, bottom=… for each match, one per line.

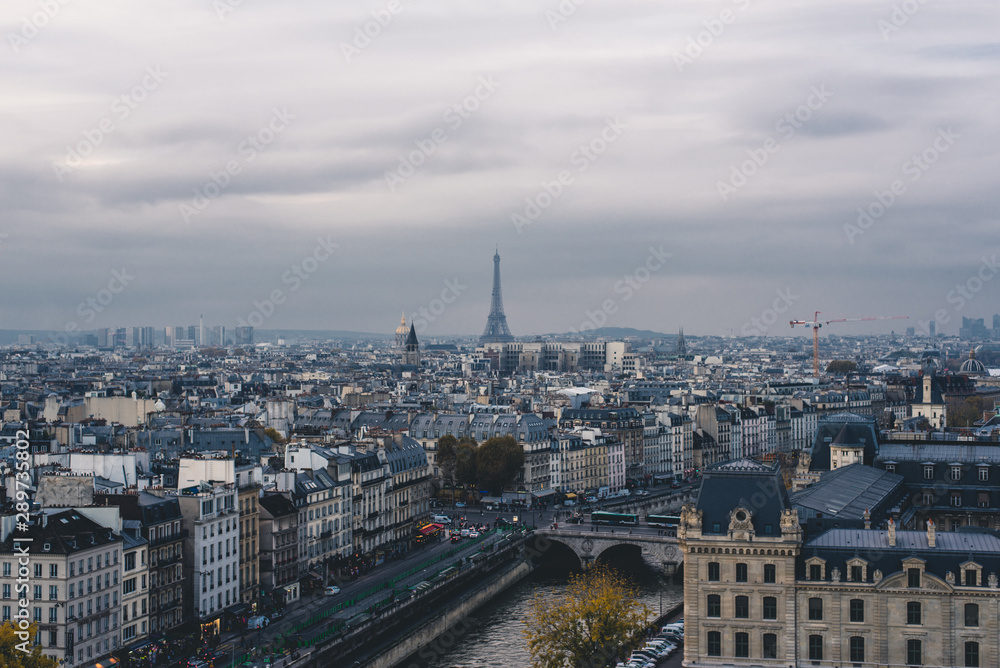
left=432, top=514, right=452, bottom=524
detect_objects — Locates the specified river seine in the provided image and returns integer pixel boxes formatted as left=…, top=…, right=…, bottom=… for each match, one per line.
left=413, top=570, right=684, bottom=668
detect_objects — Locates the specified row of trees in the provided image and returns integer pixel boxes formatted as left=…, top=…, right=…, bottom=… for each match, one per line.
left=436, top=434, right=525, bottom=496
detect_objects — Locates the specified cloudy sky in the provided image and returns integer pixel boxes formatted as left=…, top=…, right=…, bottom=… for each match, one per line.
left=2, top=0, right=998, bottom=339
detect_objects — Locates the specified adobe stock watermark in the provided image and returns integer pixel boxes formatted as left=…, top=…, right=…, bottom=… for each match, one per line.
left=878, top=0, right=930, bottom=40
left=213, top=0, right=247, bottom=20
left=179, top=107, right=294, bottom=223
left=411, top=278, right=467, bottom=334
left=739, top=288, right=799, bottom=336
left=843, top=126, right=958, bottom=245
left=49, top=267, right=135, bottom=346
left=7, top=0, right=71, bottom=54
left=512, top=117, right=627, bottom=233
left=717, top=84, right=833, bottom=202
left=340, top=0, right=406, bottom=63
left=52, top=66, right=168, bottom=182
left=237, top=235, right=339, bottom=328
left=673, top=0, right=752, bottom=72
left=917, top=255, right=999, bottom=335
left=545, top=0, right=587, bottom=31
left=569, top=246, right=672, bottom=333
left=385, top=76, right=501, bottom=192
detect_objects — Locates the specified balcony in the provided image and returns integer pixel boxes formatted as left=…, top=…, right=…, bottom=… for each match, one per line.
left=149, top=529, right=188, bottom=547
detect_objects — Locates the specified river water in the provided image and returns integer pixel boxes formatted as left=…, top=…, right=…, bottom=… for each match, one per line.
left=410, top=569, right=684, bottom=668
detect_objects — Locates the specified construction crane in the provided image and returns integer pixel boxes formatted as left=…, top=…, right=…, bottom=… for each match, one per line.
left=790, top=311, right=909, bottom=375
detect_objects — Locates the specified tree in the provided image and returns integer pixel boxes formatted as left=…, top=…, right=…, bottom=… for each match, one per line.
left=454, top=438, right=479, bottom=494
left=0, top=622, right=59, bottom=668
left=524, top=565, right=651, bottom=668
left=826, top=360, right=857, bottom=375
left=476, top=436, right=524, bottom=495
left=437, top=434, right=459, bottom=489
left=263, top=427, right=286, bottom=444
left=947, top=395, right=996, bottom=428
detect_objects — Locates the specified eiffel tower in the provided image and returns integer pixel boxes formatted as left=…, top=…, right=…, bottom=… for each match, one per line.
left=480, top=250, right=515, bottom=343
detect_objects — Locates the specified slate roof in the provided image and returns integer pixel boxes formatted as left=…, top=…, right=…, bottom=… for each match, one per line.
left=807, top=413, right=879, bottom=471
left=792, top=463, right=905, bottom=522
left=696, top=459, right=791, bottom=535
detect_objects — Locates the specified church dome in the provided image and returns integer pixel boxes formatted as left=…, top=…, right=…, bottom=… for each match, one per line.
left=395, top=312, right=408, bottom=337
left=960, top=348, right=986, bottom=375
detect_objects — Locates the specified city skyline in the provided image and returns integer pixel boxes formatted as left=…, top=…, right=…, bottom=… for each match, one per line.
left=3, top=1, right=998, bottom=338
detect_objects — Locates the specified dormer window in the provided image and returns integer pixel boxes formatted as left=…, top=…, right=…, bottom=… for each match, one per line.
left=951, top=466, right=962, bottom=481
left=806, top=557, right=826, bottom=581
left=979, top=466, right=989, bottom=482
left=847, top=558, right=868, bottom=583
left=924, top=465, right=934, bottom=480
left=961, top=561, right=982, bottom=587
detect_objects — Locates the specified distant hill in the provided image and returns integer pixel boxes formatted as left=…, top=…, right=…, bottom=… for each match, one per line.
left=539, top=327, right=672, bottom=339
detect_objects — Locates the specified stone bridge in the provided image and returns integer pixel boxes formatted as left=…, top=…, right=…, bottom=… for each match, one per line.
left=531, top=528, right=683, bottom=576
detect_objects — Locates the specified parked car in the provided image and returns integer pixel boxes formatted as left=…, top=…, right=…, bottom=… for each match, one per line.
left=455, top=501, right=466, bottom=508
left=324, top=585, right=341, bottom=596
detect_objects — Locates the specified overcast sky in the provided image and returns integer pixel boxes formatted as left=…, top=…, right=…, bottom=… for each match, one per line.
left=2, top=0, right=998, bottom=339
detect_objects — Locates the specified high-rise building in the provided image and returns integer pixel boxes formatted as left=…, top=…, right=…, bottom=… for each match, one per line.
left=480, top=250, right=515, bottom=343
left=234, top=326, right=254, bottom=346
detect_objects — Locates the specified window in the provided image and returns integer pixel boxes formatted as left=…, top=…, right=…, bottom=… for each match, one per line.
left=706, top=631, right=721, bottom=657
left=125, top=553, right=136, bottom=571
left=908, top=568, right=921, bottom=588
left=762, top=596, right=777, bottom=620
left=809, top=564, right=822, bottom=581
left=850, top=636, right=865, bottom=663
left=965, top=641, right=979, bottom=667
left=922, top=490, right=934, bottom=505
left=965, top=569, right=978, bottom=586
left=952, top=465, right=962, bottom=481
left=49, top=608, right=57, bottom=623
left=1, top=563, right=8, bottom=578
left=924, top=465, right=934, bottom=479
left=49, top=631, right=57, bottom=647
left=808, top=597, right=823, bottom=620
left=979, top=467, right=988, bottom=482
left=851, top=565, right=863, bottom=582
left=965, top=603, right=979, bottom=627
left=907, top=601, right=921, bottom=625
left=69, top=563, right=74, bottom=577
left=850, top=598, right=864, bottom=622
left=763, top=563, right=776, bottom=583
left=734, top=632, right=749, bottom=658
left=707, top=562, right=720, bottom=581
left=734, top=595, right=749, bottom=618
left=978, top=492, right=990, bottom=508
left=49, top=586, right=57, bottom=600
left=952, top=492, right=963, bottom=507
left=34, top=564, right=42, bottom=578
left=808, top=634, right=823, bottom=661
left=735, top=563, right=748, bottom=582
left=706, top=595, right=720, bottom=617
left=762, top=633, right=777, bottom=659
left=907, top=638, right=922, bottom=665
left=886, top=463, right=896, bottom=474
left=2, top=585, right=9, bottom=599
left=33, top=586, right=41, bottom=601
left=49, top=564, right=58, bottom=578
left=123, top=579, right=136, bottom=595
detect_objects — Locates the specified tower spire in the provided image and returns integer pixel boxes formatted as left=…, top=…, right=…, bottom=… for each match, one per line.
left=480, top=250, right=514, bottom=343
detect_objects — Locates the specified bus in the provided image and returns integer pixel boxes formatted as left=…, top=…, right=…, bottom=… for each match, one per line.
left=646, top=514, right=680, bottom=530
left=591, top=511, right=639, bottom=526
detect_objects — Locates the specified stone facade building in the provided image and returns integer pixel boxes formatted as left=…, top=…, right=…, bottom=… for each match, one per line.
left=680, top=459, right=1000, bottom=667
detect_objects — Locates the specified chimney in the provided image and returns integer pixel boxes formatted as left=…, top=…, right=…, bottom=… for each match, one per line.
left=927, top=518, right=936, bottom=548
left=888, top=518, right=896, bottom=547
left=863, top=508, right=871, bottom=530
